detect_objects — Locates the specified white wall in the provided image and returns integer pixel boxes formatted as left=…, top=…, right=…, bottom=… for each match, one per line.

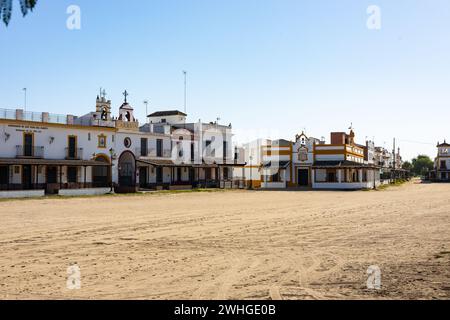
left=312, top=181, right=376, bottom=190
left=261, top=181, right=286, bottom=189
left=0, top=190, right=45, bottom=199
left=58, top=188, right=110, bottom=196
left=315, top=169, right=327, bottom=182
left=312, top=168, right=380, bottom=189
left=0, top=123, right=115, bottom=161
left=148, top=115, right=186, bottom=125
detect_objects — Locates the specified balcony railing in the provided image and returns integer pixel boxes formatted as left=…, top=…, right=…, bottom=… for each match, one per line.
left=65, top=148, right=83, bottom=160
left=23, top=111, right=43, bottom=122
left=47, top=113, right=67, bottom=124
left=135, top=147, right=149, bottom=158
left=135, top=148, right=172, bottom=158
left=16, top=145, right=44, bottom=158
left=0, top=108, right=16, bottom=120
left=135, top=148, right=151, bottom=158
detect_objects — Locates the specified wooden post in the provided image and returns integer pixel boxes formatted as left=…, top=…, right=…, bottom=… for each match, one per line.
left=7, top=165, right=10, bottom=191
left=59, top=166, right=62, bottom=190
left=84, top=166, right=87, bottom=189
left=35, top=165, right=38, bottom=189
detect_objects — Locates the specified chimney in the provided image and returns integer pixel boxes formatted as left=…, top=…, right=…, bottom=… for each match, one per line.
left=330, top=132, right=346, bottom=144
left=42, top=112, right=49, bottom=123
left=67, top=115, right=74, bottom=125
left=16, top=109, right=24, bottom=121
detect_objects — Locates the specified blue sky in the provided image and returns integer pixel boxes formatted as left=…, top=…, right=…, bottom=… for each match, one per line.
left=1, top=0, right=450, bottom=160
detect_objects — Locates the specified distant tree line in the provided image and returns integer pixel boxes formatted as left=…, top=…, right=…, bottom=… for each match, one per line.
left=402, top=155, right=434, bottom=177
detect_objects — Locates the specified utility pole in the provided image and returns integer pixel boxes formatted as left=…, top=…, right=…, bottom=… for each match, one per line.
left=23, top=88, right=27, bottom=112
left=143, top=100, right=149, bottom=123
left=183, top=70, right=187, bottom=114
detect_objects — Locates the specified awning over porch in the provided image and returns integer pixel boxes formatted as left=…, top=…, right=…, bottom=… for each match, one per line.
left=0, top=158, right=107, bottom=166
left=262, top=161, right=291, bottom=169
left=137, top=159, right=246, bottom=168
left=137, top=159, right=187, bottom=168
left=312, top=161, right=379, bottom=169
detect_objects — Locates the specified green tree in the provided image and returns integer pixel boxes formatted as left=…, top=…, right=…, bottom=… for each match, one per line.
left=1, top=0, right=37, bottom=26
left=411, top=155, right=434, bottom=177
left=402, top=161, right=413, bottom=172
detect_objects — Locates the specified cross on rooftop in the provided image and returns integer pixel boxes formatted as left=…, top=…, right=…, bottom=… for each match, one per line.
left=123, top=90, right=129, bottom=103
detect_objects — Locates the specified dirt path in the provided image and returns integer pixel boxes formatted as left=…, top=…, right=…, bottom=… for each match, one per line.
left=0, top=183, right=449, bottom=300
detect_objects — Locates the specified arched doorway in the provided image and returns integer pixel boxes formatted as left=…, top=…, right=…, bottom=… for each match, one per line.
left=118, top=151, right=136, bottom=187
left=92, top=154, right=110, bottom=187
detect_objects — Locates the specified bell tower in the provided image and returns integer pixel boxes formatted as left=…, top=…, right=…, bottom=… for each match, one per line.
left=118, top=90, right=136, bottom=122
left=95, top=88, right=112, bottom=121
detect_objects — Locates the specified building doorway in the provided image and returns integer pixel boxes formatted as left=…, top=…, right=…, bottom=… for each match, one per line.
left=156, top=167, right=163, bottom=184
left=189, top=168, right=195, bottom=184
left=67, top=166, right=78, bottom=183
left=93, top=155, right=110, bottom=187
left=298, top=168, right=309, bottom=186
left=22, top=165, right=32, bottom=189
left=24, top=133, right=33, bottom=157
left=68, top=136, right=77, bottom=159
left=139, top=167, right=148, bottom=188
left=0, top=166, right=8, bottom=188
left=118, top=151, right=136, bottom=187
left=46, top=166, right=58, bottom=184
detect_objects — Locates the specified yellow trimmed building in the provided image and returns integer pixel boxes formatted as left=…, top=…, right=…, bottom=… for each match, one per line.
left=238, top=130, right=381, bottom=190
left=312, top=130, right=381, bottom=189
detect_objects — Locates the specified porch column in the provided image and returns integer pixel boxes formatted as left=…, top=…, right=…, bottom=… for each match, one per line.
left=218, top=167, right=221, bottom=188
left=84, top=166, right=87, bottom=188
left=7, top=165, right=11, bottom=191
left=59, top=166, right=62, bottom=190
left=359, top=169, right=363, bottom=183
left=337, top=169, right=342, bottom=183
left=35, top=165, right=39, bottom=189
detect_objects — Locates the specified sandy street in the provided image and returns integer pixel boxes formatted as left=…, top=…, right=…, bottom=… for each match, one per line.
left=0, top=182, right=449, bottom=300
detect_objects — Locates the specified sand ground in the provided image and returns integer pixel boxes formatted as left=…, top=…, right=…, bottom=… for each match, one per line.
left=0, top=182, right=449, bottom=300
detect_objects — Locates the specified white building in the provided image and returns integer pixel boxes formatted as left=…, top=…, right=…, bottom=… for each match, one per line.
left=0, top=99, right=116, bottom=198
left=0, top=94, right=244, bottom=198
left=432, top=140, right=450, bottom=182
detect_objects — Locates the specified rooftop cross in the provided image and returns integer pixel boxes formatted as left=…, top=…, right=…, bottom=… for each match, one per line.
left=123, top=90, right=129, bottom=103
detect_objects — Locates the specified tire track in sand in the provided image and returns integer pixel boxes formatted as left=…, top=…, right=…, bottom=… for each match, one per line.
left=269, top=251, right=344, bottom=300
left=192, top=255, right=261, bottom=300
